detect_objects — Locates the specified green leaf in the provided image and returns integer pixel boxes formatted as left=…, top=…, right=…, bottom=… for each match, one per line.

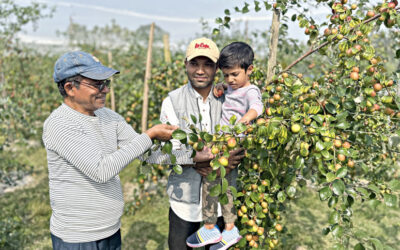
left=212, top=28, right=220, bottom=35
left=369, top=238, right=383, bottom=250
left=277, top=191, right=286, bottom=202
left=316, top=141, right=325, bottom=152
left=336, top=167, right=348, bottom=178
left=188, top=133, right=198, bottom=143
left=326, top=172, right=336, bottom=182
left=207, top=170, right=217, bottom=182
left=328, top=196, right=338, bottom=207
left=172, top=129, right=187, bottom=140
left=219, top=193, right=228, bottom=205
left=221, top=177, right=228, bottom=193
left=250, top=192, right=259, bottom=203
left=368, top=199, right=380, bottom=209
left=278, top=125, right=288, bottom=144
left=319, top=186, right=332, bottom=201
left=354, top=243, right=366, bottom=250
left=368, top=184, right=380, bottom=193
left=331, top=225, right=344, bottom=238
left=313, top=115, right=324, bottom=124
left=329, top=211, right=340, bottom=224
left=220, top=165, right=226, bottom=178
left=234, top=122, right=247, bottom=134
left=325, top=103, right=336, bottom=114
left=229, top=115, right=237, bottom=125
left=190, top=114, right=197, bottom=124
left=170, top=154, right=176, bottom=164
left=356, top=187, right=370, bottom=197
left=322, top=227, right=330, bottom=235
left=203, top=132, right=213, bottom=142
left=221, top=125, right=231, bottom=133
left=295, top=156, right=304, bottom=169
left=162, top=141, right=172, bottom=154
left=210, top=184, right=221, bottom=197
left=332, top=179, right=345, bottom=196
left=384, top=193, right=397, bottom=207
left=229, top=186, right=238, bottom=198
left=286, top=186, right=296, bottom=198
left=389, top=179, right=400, bottom=191
left=173, top=165, right=182, bottom=174
left=321, top=150, right=332, bottom=159
left=335, top=122, right=350, bottom=129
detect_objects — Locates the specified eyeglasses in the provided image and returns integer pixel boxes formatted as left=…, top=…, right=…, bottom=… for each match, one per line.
left=73, top=79, right=111, bottom=92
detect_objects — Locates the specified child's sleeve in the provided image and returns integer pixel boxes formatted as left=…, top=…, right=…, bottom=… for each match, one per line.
left=247, top=86, right=263, bottom=116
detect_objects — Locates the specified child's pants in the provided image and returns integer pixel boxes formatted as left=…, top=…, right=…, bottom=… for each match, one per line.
left=202, top=168, right=238, bottom=225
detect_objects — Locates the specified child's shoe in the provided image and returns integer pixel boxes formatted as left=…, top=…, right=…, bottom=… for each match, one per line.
left=209, top=226, right=242, bottom=250
left=186, top=225, right=222, bottom=248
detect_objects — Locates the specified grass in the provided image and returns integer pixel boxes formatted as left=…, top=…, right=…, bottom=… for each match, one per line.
left=1, top=147, right=399, bottom=249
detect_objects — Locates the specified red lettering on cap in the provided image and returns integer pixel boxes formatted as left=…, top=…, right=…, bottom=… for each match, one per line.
left=195, top=43, right=210, bottom=49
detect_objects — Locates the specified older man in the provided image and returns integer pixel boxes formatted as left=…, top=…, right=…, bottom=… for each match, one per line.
left=43, top=51, right=176, bottom=249
left=159, top=38, right=244, bottom=250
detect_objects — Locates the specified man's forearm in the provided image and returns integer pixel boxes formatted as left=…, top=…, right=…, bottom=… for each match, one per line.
left=146, top=148, right=194, bottom=165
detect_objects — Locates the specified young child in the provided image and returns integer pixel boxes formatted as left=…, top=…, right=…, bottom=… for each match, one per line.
left=186, top=42, right=263, bottom=250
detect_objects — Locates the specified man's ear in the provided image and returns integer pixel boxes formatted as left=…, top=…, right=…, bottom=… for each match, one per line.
left=64, top=82, right=75, bottom=97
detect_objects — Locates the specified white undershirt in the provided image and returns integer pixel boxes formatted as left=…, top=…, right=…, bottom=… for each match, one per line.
left=160, top=92, right=222, bottom=222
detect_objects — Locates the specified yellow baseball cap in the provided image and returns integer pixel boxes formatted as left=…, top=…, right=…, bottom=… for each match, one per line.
left=186, top=37, right=219, bottom=63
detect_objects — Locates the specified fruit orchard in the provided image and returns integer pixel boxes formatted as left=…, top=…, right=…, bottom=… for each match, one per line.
left=1, top=0, right=400, bottom=249
left=143, top=1, right=400, bottom=249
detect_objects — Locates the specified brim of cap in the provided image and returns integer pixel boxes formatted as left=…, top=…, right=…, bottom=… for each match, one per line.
left=186, top=52, right=218, bottom=63
left=80, top=65, right=120, bottom=80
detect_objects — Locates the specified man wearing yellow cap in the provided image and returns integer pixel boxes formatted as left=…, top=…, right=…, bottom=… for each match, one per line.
left=159, top=38, right=244, bottom=250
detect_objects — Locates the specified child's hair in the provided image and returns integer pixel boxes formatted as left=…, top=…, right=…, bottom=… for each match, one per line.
left=218, top=42, right=254, bottom=71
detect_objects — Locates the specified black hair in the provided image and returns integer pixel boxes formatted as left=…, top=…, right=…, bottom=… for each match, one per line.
left=57, top=75, right=82, bottom=97
left=218, top=42, right=254, bottom=71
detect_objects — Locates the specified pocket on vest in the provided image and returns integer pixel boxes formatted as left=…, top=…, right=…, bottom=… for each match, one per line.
left=167, top=167, right=201, bottom=204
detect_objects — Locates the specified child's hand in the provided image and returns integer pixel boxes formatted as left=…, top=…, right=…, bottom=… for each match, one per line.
left=213, top=83, right=227, bottom=98
left=238, top=118, right=250, bottom=125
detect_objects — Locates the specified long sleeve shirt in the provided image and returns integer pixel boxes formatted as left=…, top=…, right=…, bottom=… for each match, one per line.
left=42, top=103, right=153, bottom=242
left=220, top=84, right=263, bottom=126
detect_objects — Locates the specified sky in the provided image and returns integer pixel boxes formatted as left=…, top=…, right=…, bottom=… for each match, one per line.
left=15, top=0, right=331, bottom=46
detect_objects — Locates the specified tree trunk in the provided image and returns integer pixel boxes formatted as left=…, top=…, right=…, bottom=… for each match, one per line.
left=141, top=23, right=155, bottom=132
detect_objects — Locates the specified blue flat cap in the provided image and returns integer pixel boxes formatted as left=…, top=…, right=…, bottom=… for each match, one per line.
left=53, top=51, right=119, bottom=83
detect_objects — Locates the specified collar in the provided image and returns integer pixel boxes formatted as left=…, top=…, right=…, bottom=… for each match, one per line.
left=188, top=81, right=215, bottom=102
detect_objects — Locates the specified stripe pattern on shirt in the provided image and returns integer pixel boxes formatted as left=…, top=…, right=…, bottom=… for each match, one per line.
left=42, top=103, right=153, bottom=243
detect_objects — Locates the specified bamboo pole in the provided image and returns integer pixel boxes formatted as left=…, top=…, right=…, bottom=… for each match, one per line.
left=108, top=51, right=116, bottom=111
left=163, top=34, right=171, bottom=63
left=141, top=23, right=155, bottom=132
left=266, top=8, right=280, bottom=86
left=163, top=34, right=172, bottom=89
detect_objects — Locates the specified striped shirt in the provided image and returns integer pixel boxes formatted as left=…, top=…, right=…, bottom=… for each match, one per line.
left=220, top=84, right=263, bottom=125
left=42, top=103, right=155, bottom=243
